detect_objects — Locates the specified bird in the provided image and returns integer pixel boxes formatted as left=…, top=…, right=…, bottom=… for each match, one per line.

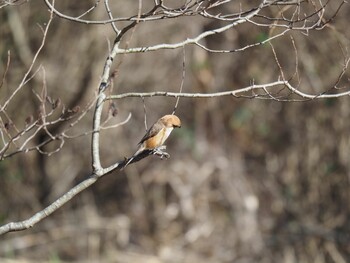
left=124, top=114, right=181, bottom=168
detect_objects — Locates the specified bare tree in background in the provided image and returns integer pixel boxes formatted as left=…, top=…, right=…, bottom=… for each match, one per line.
left=0, top=0, right=349, bottom=261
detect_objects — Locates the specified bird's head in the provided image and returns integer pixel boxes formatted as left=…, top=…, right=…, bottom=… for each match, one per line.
left=161, top=114, right=181, bottom=128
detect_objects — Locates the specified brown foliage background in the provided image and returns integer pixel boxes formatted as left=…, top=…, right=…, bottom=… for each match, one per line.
left=1, top=1, right=350, bottom=262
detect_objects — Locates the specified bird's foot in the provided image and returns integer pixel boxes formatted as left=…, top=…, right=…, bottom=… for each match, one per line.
left=152, top=146, right=170, bottom=159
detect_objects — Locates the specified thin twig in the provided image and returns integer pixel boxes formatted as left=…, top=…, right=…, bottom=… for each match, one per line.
left=1, top=4, right=53, bottom=111
left=172, top=47, right=186, bottom=115
left=104, top=0, right=120, bottom=34
left=116, top=6, right=263, bottom=54
left=142, top=97, right=148, bottom=131
left=107, top=80, right=350, bottom=101
left=0, top=50, right=11, bottom=89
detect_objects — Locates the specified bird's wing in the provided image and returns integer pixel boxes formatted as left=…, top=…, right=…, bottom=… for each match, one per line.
left=138, top=121, right=163, bottom=145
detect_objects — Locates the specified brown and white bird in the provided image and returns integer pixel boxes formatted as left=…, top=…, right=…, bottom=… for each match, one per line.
left=124, top=114, right=181, bottom=167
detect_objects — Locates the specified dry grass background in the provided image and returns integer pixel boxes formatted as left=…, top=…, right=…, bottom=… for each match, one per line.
left=0, top=0, right=350, bottom=262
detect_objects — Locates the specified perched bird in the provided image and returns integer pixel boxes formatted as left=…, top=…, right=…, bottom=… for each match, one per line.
left=124, top=114, right=181, bottom=167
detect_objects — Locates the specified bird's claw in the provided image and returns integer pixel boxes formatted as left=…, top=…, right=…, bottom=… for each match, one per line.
left=152, top=146, right=170, bottom=159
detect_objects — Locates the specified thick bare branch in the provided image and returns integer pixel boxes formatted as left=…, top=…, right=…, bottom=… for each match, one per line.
left=0, top=175, right=98, bottom=235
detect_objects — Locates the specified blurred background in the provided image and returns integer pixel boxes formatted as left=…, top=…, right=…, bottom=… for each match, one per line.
left=0, top=0, right=350, bottom=262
